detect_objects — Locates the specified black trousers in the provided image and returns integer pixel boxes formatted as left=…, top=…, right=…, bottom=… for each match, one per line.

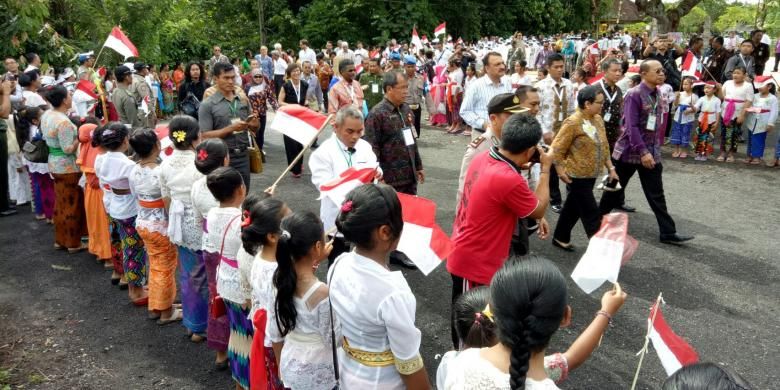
left=510, top=218, right=530, bottom=256
left=254, top=114, right=267, bottom=150
left=283, top=135, right=303, bottom=175
left=550, top=164, right=562, bottom=206
left=411, top=107, right=422, bottom=137
left=553, top=178, right=601, bottom=243
left=273, top=75, right=284, bottom=96
left=0, top=131, right=9, bottom=211
left=450, top=273, right=484, bottom=349
left=599, top=161, right=676, bottom=236
left=230, top=152, right=251, bottom=188
left=773, top=53, right=780, bottom=72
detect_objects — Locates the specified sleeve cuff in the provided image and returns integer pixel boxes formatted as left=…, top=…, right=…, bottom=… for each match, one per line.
left=394, top=353, right=424, bottom=375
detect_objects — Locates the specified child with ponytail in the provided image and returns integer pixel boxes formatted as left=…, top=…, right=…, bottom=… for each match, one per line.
left=444, top=256, right=626, bottom=390
left=439, top=280, right=626, bottom=389
left=204, top=166, right=253, bottom=386
left=15, top=107, right=54, bottom=222
left=270, top=211, right=337, bottom=390
left=244, top=196, right=291, bottom=389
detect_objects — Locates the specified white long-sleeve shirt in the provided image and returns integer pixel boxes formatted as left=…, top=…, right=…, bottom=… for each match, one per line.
left=94, top=151, right=138, bottom=219
left=308, top=134, right=380, bottom=233
left=536, top=76, right=576, bottom=134
left=459, top=75, right=513, bottom=131
left=747, top=93, right=778, bottom=134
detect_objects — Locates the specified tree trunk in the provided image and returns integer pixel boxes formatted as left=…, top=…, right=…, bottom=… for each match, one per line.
left=635, top=0, right=702, bottom=33
left=258, top=0, right=266, bottom=46
left=591, top=0, right=601, bottom=37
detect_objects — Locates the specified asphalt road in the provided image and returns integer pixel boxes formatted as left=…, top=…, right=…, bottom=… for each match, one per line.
left=1, top=117, right=778, bottom=389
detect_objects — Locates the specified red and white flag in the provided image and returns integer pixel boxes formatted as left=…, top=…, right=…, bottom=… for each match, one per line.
left=103, top=26, right=139, bottom=60
left=354, top=62, right=363, bottom=75
left=154, top=125, right=174, bottom=159
left=434, top=22, right=446, bottom=37
left=269, top=104, right=329, bottom=146
left=396, top=193, right=454, bottom=275
left=648, top=302, right=699, bottom=375
left=571, top=213, right=638, bottom=293
left=681, top=50, right=702, bottom=80
left=318, top=167, right=377, bottom=205
left=421, top=35, right=429, bottom=45
left=588, top=73, right=604, bottom=85
left=457, top=37, right=463, bottom=45
left=411, top=27, right=423, bottom=51
left=75, top=79, right=99, bottom=100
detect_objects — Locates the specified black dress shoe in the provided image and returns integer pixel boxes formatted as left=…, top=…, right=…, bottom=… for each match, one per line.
left=616, top=204, right=636, bottom=212
left=660, top=233, right=694, bottom=245
left=389, top=251, right=418, bottom=269
left=550, top=204, right=562, bottom=214
left=0, top=209, right=18, bottom=217
left=552, top=239, right=575, bottom=252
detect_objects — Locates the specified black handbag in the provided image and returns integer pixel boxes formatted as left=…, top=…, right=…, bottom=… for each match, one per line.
left=180, top=91, right=200, bottom=118
left=22, top=130, right=49, bottom=163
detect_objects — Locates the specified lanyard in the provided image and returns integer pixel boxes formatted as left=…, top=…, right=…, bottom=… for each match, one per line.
left=336, top=138, right=353, bottom=167
left=739, top=54, right=750, bottom=69
left=292, top=81, right=301, bottom=103
left=552, top=82, right=566, bottom=114
left=228, top=99, right=238, bottom=118
left=599, top=80, right=617, bottom=105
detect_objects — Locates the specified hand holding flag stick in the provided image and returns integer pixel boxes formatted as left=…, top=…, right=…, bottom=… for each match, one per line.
left=631, top=292, right=664, bottom=390
left=269, top=122, right=326, bottom=189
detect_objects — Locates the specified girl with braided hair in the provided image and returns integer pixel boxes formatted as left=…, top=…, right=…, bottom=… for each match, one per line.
left=445, top=256, right=626, bottom=389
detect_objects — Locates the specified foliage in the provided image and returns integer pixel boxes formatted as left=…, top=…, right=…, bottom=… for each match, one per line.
left=713, top=5, right=756, bottom=32
left=678, top=5, right=708, bottom=34
left=623, top=22, right=650, bottom=34
left=7, top=0, right=744, bottom=72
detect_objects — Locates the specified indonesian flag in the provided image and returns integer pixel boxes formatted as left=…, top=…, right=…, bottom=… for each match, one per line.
left=588, top=73, right=604, bottom=85
left=75, top=79, right=99, bottom=100
left=318, top=167, right=377, bottom=205
left=102, top=26, right=139, bottom=60
left=411, top=27, right=423, bottom=51
left=571, top=213, right=638, bottom=294
left=269, top=104, right=329, bottom=146
left=154, top=125, right=174, bottom=159
left=753, top=75, right=776, bottom=89
left=140, top=95, right=151, bottom=115
left=434, top=22, right=446, bottom=37
left=457, top=37, right=463, bottom=45
left=648, top=302, right=699, bottom=375
left=627, top=65, right=640, bottom=73
left=421, top=35, right=429, bottom=45
left=447, top=34, right=453, bottom=42
left=681, top=50, right=702, bottom=80
left=396, top=193, right=454, bottom=275
left=355, top=62, right=363, bottom=74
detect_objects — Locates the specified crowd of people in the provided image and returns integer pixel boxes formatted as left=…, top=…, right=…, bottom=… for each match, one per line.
left=0, top=26, right=772, bottom=389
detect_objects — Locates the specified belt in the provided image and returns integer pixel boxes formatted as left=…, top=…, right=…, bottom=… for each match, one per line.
left=342, top=338, right=394, bottom=367
left=112, top=188, right=131, bottom=195
left=474, top=127, right=486, bottom=133
left=48, top=146, right=67, bottom=157
left=138, top=198, right=165, bottom=208
left=220, top=255, right=238, bottom=269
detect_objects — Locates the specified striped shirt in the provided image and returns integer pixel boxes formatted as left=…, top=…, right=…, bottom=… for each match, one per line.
left=459, top=75, right=513, bottom=131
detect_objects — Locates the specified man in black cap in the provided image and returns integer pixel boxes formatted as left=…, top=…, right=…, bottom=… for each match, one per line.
left=129, top=62, right=156, bottom=127
left=112, top=65, right=141, bottom=128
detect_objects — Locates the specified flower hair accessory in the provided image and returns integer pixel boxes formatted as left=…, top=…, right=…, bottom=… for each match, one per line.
left=482, top=304, right=494, bottom=322
left=241, top=210, right=251, bottom=228
left=340, top=200, right=353, bottom=213
left=197, top=149, right=208, bottom=161
left=280, top=229, right=291, bottom=240
left=172, top=130, right=187, bottom=143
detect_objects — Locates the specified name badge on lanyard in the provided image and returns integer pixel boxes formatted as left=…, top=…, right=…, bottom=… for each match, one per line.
left=402, top=127, right=415, bottom=146
left=600, top=80, right=616, bottom=122
left=553, top=85, right=566, bottom=122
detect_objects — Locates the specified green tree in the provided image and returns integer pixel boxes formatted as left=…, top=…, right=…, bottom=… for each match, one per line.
left=634, top=0, right=703, bottom=32
left=714, top=5, right=756, bottom=32
left=679, top=5, right=708, bottom=34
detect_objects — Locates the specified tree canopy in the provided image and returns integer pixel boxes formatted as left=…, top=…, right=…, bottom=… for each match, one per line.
left=2, top=0, right=593, bottom=68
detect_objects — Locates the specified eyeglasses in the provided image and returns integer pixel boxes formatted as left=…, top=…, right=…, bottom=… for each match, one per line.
left=253, top=75, right=263, bottom=79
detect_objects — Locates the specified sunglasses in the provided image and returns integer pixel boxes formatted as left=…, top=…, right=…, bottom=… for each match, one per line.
left=253, top=75, right=263, bottom=78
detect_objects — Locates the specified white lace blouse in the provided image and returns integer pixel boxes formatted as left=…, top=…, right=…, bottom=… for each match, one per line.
left=250, top=255, right=279, bottom=348
left=206, top=207, right=251, bottom=304
left=327, top=251, right=422, bottom=389
left=94, top=151, right=138, bottom=220
left=191, top=176, right=219, bottom=250
left=128, top=164, right=167, bottom=234
left=444, top=348, right=561, bottom=390
left=272, top=281, right=339, bottom=390
left=159, top=149, right=203, bottom=250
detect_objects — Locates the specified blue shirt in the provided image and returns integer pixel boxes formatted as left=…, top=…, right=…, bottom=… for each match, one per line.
left=255, top=54, right=273, bottom=80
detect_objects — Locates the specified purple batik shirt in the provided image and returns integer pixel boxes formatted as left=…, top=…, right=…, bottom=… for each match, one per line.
left=613, top=82, right=662, bottom=164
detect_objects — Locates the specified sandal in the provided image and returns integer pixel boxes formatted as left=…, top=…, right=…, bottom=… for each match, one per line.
left=190, top=333, right=206, bottom=343
left=671, top=151, right=681, bottom=158
left=157, top=308, right=183, bottom=326
left=726, top=156, right=735, bottom=163
left=679, top=153, right=688, bottom=159
left=132, top=296, right=149, bottom=307
left=716, top=154, right=726, bottom=162
left=750, top=159, right=762, bottom=165
left=67, top=242, right=88, bottom=254
left=35, top=214, right=46, bottom=220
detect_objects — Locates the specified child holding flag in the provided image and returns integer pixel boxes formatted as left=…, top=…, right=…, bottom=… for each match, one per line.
left=744, top=76, right=777, bottom=165
left=692, top=82, right=721, bottom=161
left=670, top=77, right=698, bottom=159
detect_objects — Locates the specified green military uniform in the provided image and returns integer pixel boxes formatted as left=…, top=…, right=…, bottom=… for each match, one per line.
left=113, top=85, right=141, bottom=128
left=360, top=72, right=384, bottom=110
left=129, top=74, right=156, bottom=128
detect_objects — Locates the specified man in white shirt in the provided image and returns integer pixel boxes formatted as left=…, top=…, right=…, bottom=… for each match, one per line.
left=354, top=41, right=369, bottom=64
left=459, top=52, right=512, bottom=140
left=271, top=50, right=287, bottom=95
left=23, top=53, right=41, bottom=73
left=536, top=53, right=576, bottom=213
left=298, top=39, right=317, bottom=66
left=309, top=106, right=382, bottom=264
left=336, top=41, right=356, bottom=63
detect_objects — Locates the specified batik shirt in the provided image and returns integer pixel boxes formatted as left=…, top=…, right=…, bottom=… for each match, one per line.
left=363, top=98, right=423, bottom=190
left=41, top=110, right=79, bottom=174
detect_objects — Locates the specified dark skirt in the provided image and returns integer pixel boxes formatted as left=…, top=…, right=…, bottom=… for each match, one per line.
left=226, top=300, right=254, bottom=388
left=204, top=250, right=229, bottom=352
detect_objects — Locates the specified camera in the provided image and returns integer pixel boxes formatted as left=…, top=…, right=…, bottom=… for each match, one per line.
left=530, top=144, right=549, bottom=164
left=3, top=73, right=16, bottom=82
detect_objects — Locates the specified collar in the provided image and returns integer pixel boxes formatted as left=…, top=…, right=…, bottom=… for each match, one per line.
left=488, top=146, right=522, bottom=173
left=212, top=90, right=238, bottom=103
left=639, top=82, right=656, bottom=95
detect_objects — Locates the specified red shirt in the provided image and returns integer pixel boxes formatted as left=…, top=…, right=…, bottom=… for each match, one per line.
left=447, top=149, right=539, bottom=285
